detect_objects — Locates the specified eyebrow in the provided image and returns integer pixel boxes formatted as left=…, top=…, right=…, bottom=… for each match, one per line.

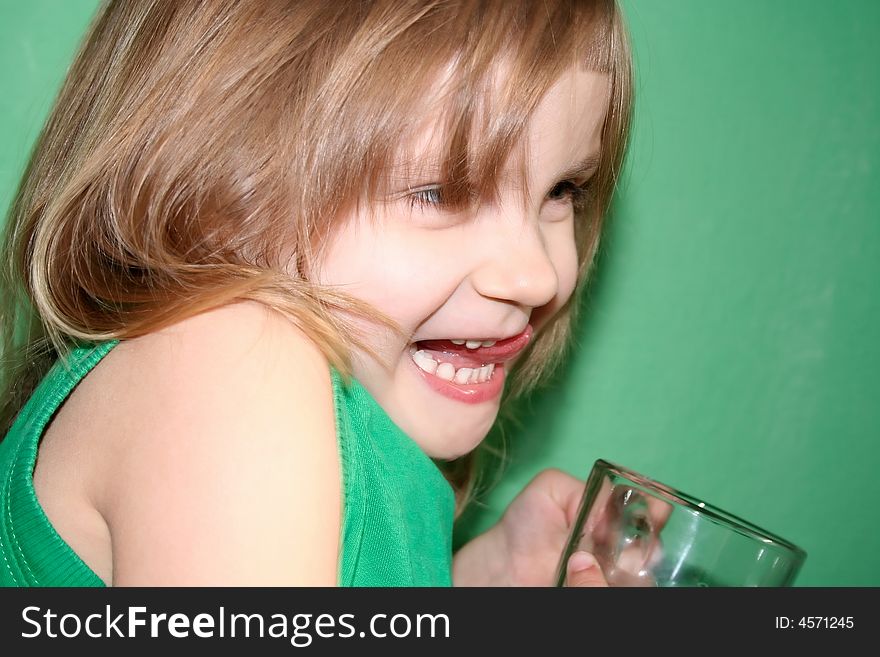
left=555, top=153, right=601, bottom=182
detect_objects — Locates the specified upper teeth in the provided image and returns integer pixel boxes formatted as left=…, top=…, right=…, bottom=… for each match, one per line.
left=450, top=339, right=497, bottom=349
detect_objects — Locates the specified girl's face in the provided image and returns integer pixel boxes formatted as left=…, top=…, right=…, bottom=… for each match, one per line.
left=312, top=67, right=610, bottom=460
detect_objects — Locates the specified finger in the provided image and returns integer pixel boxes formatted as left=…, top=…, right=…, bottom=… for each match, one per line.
left=538, top=469, right=588, bottom=527
left=564, top=551, right=608, bottom=588
left=648, top=496, right=674, bottom=531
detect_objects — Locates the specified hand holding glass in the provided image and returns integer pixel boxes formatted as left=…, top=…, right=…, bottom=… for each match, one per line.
left=555, top=460, right=807, bottom=587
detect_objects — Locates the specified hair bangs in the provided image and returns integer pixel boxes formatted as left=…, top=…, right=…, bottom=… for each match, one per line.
left=344, top=0, right=619, bottom=216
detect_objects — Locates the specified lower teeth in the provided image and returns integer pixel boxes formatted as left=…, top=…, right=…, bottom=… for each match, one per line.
left=409, top=346, right=495, bottom=384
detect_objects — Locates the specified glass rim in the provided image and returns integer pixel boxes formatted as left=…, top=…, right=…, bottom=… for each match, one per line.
left=594, top=459, right=807, bottom=560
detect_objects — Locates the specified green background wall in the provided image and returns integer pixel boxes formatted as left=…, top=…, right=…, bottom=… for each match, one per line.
left=2, top=2, right=877, bottom=586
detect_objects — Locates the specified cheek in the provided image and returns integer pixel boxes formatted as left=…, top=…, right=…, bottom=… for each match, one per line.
left=369, top=235, right=460, bottom=308
left=315, top=223, right=461, bottom=322
left=550, top=222, right=580, bottom=307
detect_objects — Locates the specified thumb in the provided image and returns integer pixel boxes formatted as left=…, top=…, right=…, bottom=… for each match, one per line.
left=564, top=551, right=609, bottom=588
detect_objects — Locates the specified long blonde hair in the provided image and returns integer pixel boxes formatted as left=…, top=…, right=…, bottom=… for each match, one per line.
left=0, top=0, right=634, bottom=518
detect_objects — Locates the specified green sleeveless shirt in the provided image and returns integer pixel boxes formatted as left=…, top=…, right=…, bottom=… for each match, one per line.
left=0, top=340, right=454, bottom=586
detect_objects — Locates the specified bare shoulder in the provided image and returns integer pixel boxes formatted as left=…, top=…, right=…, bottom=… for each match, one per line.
left=109, top=299, right=329, bottom=379
left=89, top=301, right=341, bottom=585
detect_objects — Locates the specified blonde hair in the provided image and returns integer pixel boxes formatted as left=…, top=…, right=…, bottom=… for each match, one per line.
left=0, top=0, right=634, bottom=518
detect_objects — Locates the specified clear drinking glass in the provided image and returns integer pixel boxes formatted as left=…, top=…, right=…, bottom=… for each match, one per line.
left=554, top=459, right=807, bottom=587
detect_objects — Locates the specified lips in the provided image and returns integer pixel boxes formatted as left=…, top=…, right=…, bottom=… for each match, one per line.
left=413, top=324, right=533, bottom=369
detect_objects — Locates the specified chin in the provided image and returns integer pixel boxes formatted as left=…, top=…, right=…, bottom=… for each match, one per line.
left=385, top=355, right=503, bottom=460
left=420, top=423, right=494, bottom=462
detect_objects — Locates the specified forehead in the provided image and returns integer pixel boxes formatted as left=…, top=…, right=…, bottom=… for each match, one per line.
left=525, top=67, right=611, bottom=170
left=389, top=63, right=611, bottom=186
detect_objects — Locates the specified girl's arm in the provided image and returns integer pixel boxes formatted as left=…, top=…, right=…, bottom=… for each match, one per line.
left=96, top=301, right=341, bottom=586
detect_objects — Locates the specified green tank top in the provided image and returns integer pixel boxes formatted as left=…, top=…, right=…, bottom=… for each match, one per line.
left=0, top=340, right=455, bottom=586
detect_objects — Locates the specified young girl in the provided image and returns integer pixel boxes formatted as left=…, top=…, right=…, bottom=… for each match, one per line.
left=0, top=0, right=631, bottom=587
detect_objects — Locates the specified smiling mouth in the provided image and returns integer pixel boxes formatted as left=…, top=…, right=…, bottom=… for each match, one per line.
left=407, top=324, right=533, bottom=385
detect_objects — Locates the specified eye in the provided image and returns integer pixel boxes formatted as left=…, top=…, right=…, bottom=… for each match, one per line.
left=546, top=179, right=592, bottom=211
left=407, top=185, right=445, bottom=211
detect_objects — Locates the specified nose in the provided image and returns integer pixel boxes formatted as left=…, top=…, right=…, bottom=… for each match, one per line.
left=468, top=217, right=560, bottom=310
